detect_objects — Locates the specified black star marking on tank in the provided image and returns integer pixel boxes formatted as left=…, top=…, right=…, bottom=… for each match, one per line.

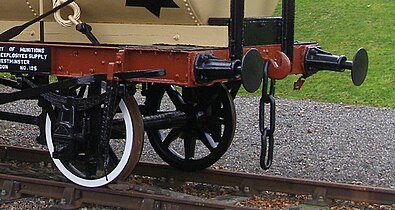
left=125, top=0, right=179, bottom=18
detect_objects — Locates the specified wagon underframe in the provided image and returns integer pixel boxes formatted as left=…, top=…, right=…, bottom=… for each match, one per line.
left=0, top=0, right=368, bottom=188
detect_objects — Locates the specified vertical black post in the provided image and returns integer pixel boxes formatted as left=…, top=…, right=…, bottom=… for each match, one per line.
left=229, top=0, right=245, bottom=61
left=40, top=21, right=45, bottom=42
left=39, top=0, right=44, bottom=42
left=281, top=0, right=295, bottom=62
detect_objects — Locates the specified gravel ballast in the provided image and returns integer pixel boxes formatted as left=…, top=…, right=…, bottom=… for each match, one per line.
left=220, top=97, right=394, bottom=188
left=140, top=96, right=395, bottom=189
left=0, top=85, right=394, bottom=208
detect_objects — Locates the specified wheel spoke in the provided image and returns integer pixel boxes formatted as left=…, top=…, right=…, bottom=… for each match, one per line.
left=111, top=119, right=126, bottom=139
left=110, top=130, right=126, bottom=139
left=198, top=93, right=220, bottom=111
left=199, top=131, right=217, bottom=152
left=166, top=86, right=186, bottom=110
left=184, top=136, right=196, bottom=160
left=206, top=116, right=223, bottom=141
left=82, top=157, right=98, bottom=178
left=108, top=148, right=119, bottom=169
left=205, top=115, right=225, bottom=126
left=163, top=128, right=183, bottom=146
left=77, top=85, right=87, bottom=98
left=65, top=162, right=90, bottom=178
left=112, top=99, right=122, bottom=116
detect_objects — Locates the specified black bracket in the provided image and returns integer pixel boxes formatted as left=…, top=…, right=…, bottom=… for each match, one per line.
left=194, top=54, right=240, bottom=83
left=76, top=23, right=100, bottom=46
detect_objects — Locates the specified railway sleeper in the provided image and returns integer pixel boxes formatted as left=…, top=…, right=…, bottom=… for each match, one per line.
left=54, top=187, right=82, bottom=210
left=0, top=180, right=22, bottom=201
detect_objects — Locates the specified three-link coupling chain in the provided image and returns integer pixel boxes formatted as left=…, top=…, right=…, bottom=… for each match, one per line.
left=100, top=81, right=119, bottom=177
left=259, top=62, right=276, bottom=170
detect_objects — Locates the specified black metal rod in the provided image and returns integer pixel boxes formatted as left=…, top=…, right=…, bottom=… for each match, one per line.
left=26, top=0, right=75, bottom=27
left=229, top=0, right=245, bottom=61
left=76, top=23, right=101, bottom=46
left=40, top=21, right=45, bottom=42
left=0, top=77, right=19, bottom=89
left=114, top=69, right=166, bottom=80
left=0, top=0, right=75, bottom=41
left=0, top=76, right=97, bottom=105
left=143, top=112, right=190, bottom=130
left=0, top=111, right=39, bottom=125
left=281, top=0, right=295, bottom=62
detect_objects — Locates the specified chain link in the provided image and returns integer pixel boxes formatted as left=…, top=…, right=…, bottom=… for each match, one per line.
left=99, top=80, right=119, bottom=180
left=259, top=62, right=276, bottom=170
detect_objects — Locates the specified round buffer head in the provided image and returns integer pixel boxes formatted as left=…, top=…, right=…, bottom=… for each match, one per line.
left=241, top=48, right=264, bottom=93
left=351, top=48, right=368, bottom=86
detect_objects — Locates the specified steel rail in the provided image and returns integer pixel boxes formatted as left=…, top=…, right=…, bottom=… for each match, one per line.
left=1, top=145, right=394, bottom=206
left=134, top=164, right=395, bottom=205
left=0, top=173, right=254, bottom=210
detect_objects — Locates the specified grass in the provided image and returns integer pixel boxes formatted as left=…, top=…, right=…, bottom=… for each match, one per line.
left=266, top=0, right=395, bottom=108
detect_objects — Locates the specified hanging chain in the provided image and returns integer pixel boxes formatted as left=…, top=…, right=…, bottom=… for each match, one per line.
left=259, top=62, right=276, bottom=170
left=100, top=80, right=119, bottom=180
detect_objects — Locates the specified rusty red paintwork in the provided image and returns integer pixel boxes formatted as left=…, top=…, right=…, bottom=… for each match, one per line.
left=1, top=42, right=317, bottom=87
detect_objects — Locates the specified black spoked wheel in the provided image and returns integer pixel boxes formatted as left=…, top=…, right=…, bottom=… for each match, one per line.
left=145, top=83, right=236, bottom=171
left=44, top=82, right=143, bottom=187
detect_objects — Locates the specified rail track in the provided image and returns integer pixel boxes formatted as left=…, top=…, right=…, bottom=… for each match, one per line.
left=0, top=145, right=394, bottom=209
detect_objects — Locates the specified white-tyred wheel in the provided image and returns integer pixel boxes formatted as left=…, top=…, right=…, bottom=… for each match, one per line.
left=45, top=94, right=143, bottom=187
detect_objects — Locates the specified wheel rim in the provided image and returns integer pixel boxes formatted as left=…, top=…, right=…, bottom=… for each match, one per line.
left=145, top=84, right=236, bottom=171
left=46, top=95, right=143, bottom=187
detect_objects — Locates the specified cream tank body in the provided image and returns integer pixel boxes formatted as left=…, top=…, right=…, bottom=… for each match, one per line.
left=0, top=0, right=279, bottom=46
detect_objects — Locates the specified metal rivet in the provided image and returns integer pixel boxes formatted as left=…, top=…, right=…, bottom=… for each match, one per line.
left=173, top=34, right=180, bottom=41
left=168, top=178, right=175, bottom=185
left=318, top=195, right=324, bottom=202
left=1, top=190, right=7, bottom=196
left=243, top=186, right=250, bottom=193
left=60, top=198, right=67, bottom=205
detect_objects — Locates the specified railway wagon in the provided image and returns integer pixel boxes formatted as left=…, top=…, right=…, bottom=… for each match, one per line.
left=0, top=0, right=368, bottom=187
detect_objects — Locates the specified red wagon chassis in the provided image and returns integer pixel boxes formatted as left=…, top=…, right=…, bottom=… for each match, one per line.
left=0, top=42, right=311, bottom=86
